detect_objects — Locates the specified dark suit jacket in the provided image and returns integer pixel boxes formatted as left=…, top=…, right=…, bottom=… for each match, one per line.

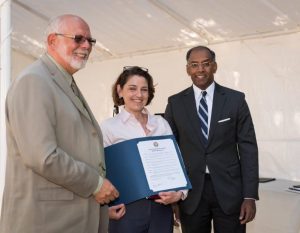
left=165, top=82, right=259, bottom=215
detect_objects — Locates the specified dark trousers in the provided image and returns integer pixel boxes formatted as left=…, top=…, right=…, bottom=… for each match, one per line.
left=181, top=174, right=246, bottom=233
left=109, top=199, right=173, bottom=233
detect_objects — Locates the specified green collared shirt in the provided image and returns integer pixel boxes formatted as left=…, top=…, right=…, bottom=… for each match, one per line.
left=46, top=53, right=73, bottom=87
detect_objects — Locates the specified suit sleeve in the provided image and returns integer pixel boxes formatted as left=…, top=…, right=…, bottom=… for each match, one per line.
left=236, top=95, right=259, bottom=200
left=7, top=74, right=100, bottom=198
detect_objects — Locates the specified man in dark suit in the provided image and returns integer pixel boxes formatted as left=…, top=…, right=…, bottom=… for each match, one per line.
left=164, top=46, right=258, bottom=233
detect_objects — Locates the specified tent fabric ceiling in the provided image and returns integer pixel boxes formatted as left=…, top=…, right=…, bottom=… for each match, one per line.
left=9, top=0, right=300, bottom=62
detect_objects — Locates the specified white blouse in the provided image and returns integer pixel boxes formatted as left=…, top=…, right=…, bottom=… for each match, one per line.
left=100, top=107, right=173, bottom=147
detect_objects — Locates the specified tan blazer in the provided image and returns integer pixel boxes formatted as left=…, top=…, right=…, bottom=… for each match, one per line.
left=0, top=54, right=106, bottom=233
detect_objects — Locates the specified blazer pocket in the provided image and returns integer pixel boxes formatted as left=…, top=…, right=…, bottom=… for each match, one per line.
left=38, top=187, right=74, bottom=201
left=217, top=118, right=231, bottom=124
left=227, top=164, right=241, bottom=178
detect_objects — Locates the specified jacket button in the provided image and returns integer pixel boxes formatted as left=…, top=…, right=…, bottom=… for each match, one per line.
left=92, top=131, right=97, bottom=137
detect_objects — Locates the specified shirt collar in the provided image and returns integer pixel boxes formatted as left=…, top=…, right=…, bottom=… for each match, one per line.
left=193, top=82, right=215, bottom=100
left=46, top=53, right=73, bottom=86
left=117, top=106, right=157, bottom=131
left=118, top=106, right=149, bottom=122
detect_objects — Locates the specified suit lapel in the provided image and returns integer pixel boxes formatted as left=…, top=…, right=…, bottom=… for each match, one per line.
left=40, top=54, right=92, bottom=122
left=208, top=83, right=226, bottom=145
left=77, top=88, right=103, bottom=140
left=182, top=87, right=206, bottom=147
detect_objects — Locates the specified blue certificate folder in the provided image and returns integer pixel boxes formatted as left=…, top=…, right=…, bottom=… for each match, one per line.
left=104, top=135, right=192, bottom=205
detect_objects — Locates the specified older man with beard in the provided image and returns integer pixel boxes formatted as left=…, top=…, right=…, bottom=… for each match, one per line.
left=0, top=14, right=118, bottom=233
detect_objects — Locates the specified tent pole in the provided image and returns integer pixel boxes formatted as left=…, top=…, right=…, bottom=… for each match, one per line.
left=0, top=0, right=11, bottom=215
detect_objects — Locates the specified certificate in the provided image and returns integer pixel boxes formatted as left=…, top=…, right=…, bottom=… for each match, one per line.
left=137, top=138, right=187, bottom=192
left=104, top=135, right=192, bottom=205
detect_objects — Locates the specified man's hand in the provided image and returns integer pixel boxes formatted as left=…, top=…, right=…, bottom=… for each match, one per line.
left=239, top=199, right=256, bottom=224
left=94, top=178, right=119, bottom=204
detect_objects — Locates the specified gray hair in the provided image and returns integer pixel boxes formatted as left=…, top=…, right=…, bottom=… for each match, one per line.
left=44, top=14, right=83, bottom=43
left=44, top=15, right=63, bottom=42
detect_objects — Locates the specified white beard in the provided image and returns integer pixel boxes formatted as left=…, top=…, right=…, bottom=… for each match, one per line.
left=57, top=44, right=88, bottom=71
left=70, top=56, right=87, bottom=70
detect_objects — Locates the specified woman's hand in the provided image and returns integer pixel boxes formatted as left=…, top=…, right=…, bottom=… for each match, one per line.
left=108, top=204, right=126, bottom=220
left=154, top=191, right=183, bottom=205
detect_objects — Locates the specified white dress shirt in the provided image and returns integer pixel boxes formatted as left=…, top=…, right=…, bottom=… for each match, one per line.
left=193, top=82, right=215, bottom=173
left=193, top=82, right=215, bottom=134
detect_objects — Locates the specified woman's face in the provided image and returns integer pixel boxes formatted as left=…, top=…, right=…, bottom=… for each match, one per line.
left=117, top=75, right=149, bottom=114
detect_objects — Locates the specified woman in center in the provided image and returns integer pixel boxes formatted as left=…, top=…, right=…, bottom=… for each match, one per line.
left=100, top=66, right=185, bottom=233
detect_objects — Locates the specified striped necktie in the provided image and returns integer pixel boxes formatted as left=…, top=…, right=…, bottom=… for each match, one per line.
left=199, top=91, right=208, bottom=143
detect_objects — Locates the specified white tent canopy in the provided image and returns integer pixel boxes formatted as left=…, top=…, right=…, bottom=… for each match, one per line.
left=9, top=0, right=300, bottom=61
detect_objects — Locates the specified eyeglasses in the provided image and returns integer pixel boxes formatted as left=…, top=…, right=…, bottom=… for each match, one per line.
left=187, top=61, right=213, bottom=69
left=55, top=33, right=96, bottom=46
left=123, top=66, right=148, bottom=72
